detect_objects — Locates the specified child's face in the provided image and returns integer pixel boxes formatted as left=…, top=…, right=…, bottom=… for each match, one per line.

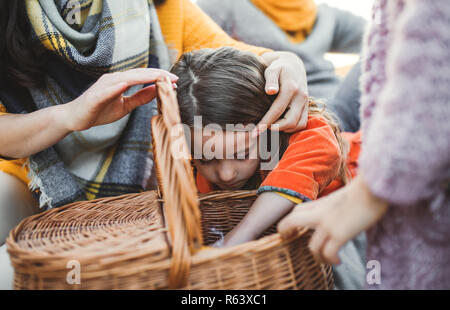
left=191, top=128, right=260, bottom=190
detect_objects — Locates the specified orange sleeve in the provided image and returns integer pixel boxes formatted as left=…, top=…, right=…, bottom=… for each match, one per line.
left=196, top=171, right=214, bottom=193
left=259, top=117, right=342, bottom=201
left=156, top=0, right=271, bottom=61
left=341, top=130, right=361, bottom=179
left=319, top=130, right=361, bottom=197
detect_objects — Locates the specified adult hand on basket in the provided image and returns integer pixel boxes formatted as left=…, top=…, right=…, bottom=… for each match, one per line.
left=254, top=51, right=309, bottom=137
left=277, top=174, right=389, bottom=265
left=61, top=68, right=178, bottom=132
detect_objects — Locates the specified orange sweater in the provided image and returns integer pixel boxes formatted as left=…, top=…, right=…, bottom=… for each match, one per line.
left=197, top=118, right=362, bottom=201
left=0, top=0, right=270, bottom=185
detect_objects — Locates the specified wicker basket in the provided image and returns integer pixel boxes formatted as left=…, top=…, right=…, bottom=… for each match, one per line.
left=6, top=77, right=334, bottom=290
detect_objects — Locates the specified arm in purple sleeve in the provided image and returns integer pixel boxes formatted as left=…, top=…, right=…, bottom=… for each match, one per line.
left=359, top=0, right=450, bottom=206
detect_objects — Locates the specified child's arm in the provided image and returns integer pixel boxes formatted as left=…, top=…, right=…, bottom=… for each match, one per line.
left=221, top=116, right=343, bottom=247
left=222, top=192, right=296, bottom=247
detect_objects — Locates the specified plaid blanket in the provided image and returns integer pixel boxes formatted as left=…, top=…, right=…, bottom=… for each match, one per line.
left=24, top=0, right=170, bottom=208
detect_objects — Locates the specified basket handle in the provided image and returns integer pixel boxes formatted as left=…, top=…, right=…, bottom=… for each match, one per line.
left=151, top=76, right=203, bottom=288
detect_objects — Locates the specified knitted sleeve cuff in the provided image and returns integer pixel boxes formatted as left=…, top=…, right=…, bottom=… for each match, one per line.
left=258, top=185, right=311, bottom=203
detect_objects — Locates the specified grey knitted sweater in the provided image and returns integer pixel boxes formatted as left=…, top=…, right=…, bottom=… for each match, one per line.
left=197, top=0, right=367, bottom=100
left=359, top=0, right=450, bottom=289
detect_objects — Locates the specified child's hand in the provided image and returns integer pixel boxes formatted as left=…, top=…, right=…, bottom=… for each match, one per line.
left=278, top=174, right=388, bottom=265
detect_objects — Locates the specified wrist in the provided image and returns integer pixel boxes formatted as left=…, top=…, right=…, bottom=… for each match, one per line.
left=224, top=228, right=256, bottom=247
left=353, top=174, right=389, bottom=215
left=51, top=103, right=75, bottom=134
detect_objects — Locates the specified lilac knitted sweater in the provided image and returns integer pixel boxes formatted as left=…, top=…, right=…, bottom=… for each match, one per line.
left=359, top=0, right=450, bottom=289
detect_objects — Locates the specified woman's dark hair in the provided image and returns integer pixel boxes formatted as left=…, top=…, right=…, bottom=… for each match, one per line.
left=171, top=47, right=349, bottom=187
left=0, top=0, right=48, bottom=88
left=0, top=0, right=167, bottom=89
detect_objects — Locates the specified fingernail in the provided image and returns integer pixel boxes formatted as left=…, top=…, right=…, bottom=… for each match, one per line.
left=172, top=83, right=178, bottom=89
left=267, top=87, right=278, bottom=95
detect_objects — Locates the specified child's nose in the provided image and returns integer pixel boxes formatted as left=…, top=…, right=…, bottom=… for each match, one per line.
left=217, top=161, right=237, bottom=183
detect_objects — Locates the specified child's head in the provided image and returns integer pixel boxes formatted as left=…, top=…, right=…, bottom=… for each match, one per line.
left=172, top=47, right=275, bottom=128
left=170, top=47, right=347, bottom=190
left=171, top=47, right=282, bottom=190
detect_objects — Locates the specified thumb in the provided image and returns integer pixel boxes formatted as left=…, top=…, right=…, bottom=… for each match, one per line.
left=95, top=82, right=129, bottom=106
left=87, top=82, right=129, bottom=116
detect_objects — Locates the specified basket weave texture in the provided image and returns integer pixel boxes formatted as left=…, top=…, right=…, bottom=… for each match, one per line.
left=7, top=77, right=334, bottom=290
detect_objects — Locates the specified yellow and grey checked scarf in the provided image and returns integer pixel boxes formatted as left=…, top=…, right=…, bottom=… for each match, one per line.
left=25, top=0, right=170, bottom=208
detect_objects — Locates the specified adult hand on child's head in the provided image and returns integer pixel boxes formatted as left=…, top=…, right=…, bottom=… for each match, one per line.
left=62, top=68, right=178, bottom=132
left=254, top=51, right=309, bottom=137
left=277, top=174, right=389, bottom=265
